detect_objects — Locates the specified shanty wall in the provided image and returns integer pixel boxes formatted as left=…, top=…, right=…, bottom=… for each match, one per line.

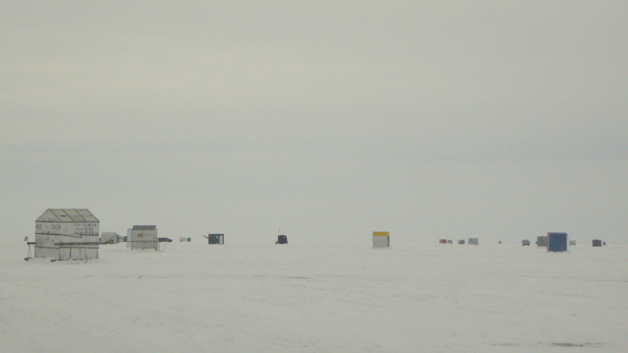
left=547, top=232, right=568, bottom=252
left=373, top=232, right=390, bottom=248
left=35, top=222, right=99, bottom=260
left=536, top=236, right=549, bottom=247
left=130, top=229, right=158, bottom=250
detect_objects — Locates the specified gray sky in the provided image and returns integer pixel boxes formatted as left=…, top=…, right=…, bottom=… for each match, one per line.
left=2, top=1, right=627, bottom=245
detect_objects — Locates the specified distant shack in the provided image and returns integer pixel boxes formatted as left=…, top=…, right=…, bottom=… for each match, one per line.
left=128, top=225, right=158, bottom=251
left=34, top=208, right=100, bottom=260
left=547, top=232, right=568, bottom=252
left=373, top=232, right=390, bottom=248
left=101, top=232, right=119, bottom=244
left=204, top=233, right=224, bottom=245
left=536, top=236, right=548, bottom=247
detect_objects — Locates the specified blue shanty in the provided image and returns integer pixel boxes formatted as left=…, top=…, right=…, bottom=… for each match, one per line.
left=547, top=232, right=568, bottom=252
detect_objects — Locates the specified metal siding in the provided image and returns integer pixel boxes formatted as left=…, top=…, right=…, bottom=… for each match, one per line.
left=130, top=229, right=159, bottom=250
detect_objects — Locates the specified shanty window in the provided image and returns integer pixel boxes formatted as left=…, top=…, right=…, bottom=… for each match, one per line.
left=138, top=234, right=143, bottom=237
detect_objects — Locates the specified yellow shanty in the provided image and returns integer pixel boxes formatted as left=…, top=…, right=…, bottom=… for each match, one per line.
left=373, top=231, right=390, bottom=248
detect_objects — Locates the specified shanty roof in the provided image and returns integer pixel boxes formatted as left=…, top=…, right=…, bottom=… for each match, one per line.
left=36, top=209, right=99, bottom=223
left=132, top=225, right=157, bottom=230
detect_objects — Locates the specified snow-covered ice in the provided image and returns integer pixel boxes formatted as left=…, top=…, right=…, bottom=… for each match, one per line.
left=2, top=240, right=627, bottom=352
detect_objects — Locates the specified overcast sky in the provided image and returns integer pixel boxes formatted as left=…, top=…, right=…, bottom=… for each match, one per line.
left=2, top=1, right=627, bottom=245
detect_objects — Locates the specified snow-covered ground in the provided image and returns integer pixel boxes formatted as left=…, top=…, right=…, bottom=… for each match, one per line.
left=2, top=240, right=626, bottom=352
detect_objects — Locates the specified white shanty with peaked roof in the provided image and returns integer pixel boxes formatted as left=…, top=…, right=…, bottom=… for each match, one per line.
left=101, top=232, right=120, bottom=244
left=35, top=208, right=100, bottom=260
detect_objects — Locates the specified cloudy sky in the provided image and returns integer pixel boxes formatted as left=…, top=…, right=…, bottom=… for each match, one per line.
left=2, top=1, right=627, bottom=245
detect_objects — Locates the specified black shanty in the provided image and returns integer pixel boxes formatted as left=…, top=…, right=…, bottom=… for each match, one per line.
left=203, top=234, right=224, bottom=244
left=276, top=235, right=288, bottom=244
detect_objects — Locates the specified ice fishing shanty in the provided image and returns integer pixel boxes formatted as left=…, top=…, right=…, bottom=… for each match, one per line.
left=34, top=208, right=100, bottom=260
left=128, top=225, right=159, bottom=250
left=276, top=235, right=288, bottom=244
left=204, top=233, right=224, bottom=244
left=547, top=232, right=568, bottom=252
left=101, top=232, right=120, bottom=244
left=536, top=236, right=548, bottom=247
left=373, top=231, right=390, bottom=248
left=592, top=239, right=602, bottom=247
left=468, top=238, right=479, bottom=245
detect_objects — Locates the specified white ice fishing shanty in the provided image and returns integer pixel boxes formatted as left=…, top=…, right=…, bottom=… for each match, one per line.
left=100, top=232, right=120, bottom=244
left=34, top=208, right=100, bottom=260
left=128, top=225, right=159, bottom=251
left=373, top=231, right=390, bottom=248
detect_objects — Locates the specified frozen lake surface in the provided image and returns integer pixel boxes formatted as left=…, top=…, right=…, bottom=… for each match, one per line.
left=2, top=240, right=627, bottom=352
